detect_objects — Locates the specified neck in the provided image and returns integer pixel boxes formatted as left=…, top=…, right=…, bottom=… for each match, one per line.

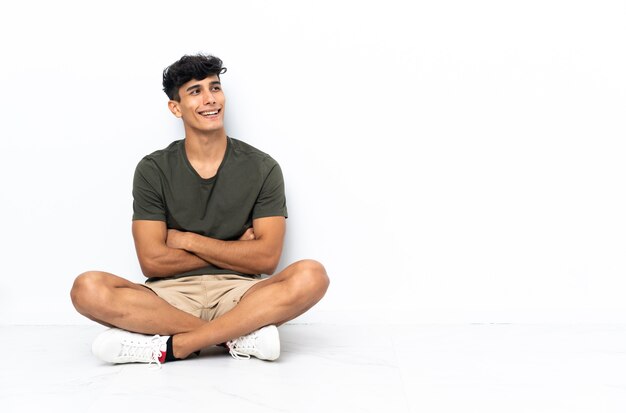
left=184, top=128, right=228, bottom=161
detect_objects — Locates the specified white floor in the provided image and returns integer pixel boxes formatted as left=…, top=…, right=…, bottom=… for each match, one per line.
left=1, top=324, right=626, bottom=412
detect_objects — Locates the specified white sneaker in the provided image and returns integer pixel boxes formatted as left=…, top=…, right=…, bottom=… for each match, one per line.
left=227, top=325, right=280, bottom=361
left=92, top=328, right=169, bottom=367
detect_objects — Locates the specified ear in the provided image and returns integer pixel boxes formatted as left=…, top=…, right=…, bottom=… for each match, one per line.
left=168, top=100, right=182, bottom=118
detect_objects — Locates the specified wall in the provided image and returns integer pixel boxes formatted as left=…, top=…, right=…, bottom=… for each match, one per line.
left=1, top=0, right=624, bottom=324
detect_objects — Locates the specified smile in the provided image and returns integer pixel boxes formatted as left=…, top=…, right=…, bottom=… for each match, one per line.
left=199, top=109, right=220, bottom=117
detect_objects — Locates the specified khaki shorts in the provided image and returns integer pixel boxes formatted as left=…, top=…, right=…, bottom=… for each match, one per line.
left=144, top=274, right=263, bottom=321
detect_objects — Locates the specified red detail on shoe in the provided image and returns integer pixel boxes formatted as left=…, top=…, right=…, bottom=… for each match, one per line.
left=158, top=351, right=166, bottom=363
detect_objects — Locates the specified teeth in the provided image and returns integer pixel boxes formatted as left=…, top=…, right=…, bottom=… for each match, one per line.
left=200, top=110, right=218, bottom=116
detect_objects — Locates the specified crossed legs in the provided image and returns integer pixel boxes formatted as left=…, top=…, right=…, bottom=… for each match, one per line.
left=70, top=259, right=329, bottom=359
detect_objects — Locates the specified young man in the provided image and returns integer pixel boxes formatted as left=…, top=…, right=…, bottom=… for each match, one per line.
left=70, top=54, right=329, bottom=366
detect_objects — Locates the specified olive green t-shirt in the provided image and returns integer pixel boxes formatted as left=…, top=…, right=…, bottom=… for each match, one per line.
left=132, top=137, right=288, bottom=279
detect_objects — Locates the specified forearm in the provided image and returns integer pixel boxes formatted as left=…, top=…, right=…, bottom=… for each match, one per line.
left=139, top=245, right=209, bottom=278
left=182, top=232, right=279, bottom=275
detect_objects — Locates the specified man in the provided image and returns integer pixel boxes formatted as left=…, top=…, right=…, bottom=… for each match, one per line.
left=70, top=54, right=329, bottom=366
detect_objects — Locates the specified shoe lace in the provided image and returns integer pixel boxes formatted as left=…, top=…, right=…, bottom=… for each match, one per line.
left=120, top=335, right=164, bottom=368
left=227, top=331, right=259, bottom=360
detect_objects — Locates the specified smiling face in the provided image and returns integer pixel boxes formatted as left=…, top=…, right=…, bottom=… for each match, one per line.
left=168, top=75, right=225, bottom=137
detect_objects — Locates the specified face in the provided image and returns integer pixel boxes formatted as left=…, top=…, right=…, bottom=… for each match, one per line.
left=168, top=75, right=226, bottom=135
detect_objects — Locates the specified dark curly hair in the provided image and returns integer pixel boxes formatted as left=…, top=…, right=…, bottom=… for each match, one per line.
left=162, top=54, right=227, bottom=101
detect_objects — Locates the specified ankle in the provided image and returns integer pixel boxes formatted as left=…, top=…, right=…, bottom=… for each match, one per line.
left=171, top=333, right=192, bottom=359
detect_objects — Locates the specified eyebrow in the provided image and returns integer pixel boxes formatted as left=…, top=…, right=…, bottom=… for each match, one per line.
left=185, top=81, right=221, bottom=93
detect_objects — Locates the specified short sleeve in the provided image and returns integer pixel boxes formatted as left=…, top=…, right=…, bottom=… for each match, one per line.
left=132, top=158, right=167, bottom=221
left=252, top=163, right=288, bottom=219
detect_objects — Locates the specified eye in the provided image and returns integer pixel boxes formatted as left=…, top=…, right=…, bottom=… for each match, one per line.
left=212, top=86, right=222, bottom=92
left=190, top=89, right=200, bottom=95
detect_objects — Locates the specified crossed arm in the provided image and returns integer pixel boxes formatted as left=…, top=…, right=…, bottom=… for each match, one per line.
left=132, top=216, right=286, bottom=278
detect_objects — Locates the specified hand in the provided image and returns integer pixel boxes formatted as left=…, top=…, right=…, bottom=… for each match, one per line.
left=166, top=229, right=189, bottom=250
left=239, top=227, right=256, bottom=241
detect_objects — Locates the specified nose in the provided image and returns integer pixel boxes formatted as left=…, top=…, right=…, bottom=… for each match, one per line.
left=203, top=90, right=216, bottom=105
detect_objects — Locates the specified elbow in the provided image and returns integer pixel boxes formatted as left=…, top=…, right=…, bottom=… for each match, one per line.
left=139, top=263, right=156, bottom=278
left=259, top=254, right=281, bottom=275
left=260, top=265, right=277, bottom=276
left=138, top=257, right=162, bottom=278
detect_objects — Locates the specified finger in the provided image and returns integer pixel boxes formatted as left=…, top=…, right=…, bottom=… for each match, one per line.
left=239, top=228, right=254, bottom=240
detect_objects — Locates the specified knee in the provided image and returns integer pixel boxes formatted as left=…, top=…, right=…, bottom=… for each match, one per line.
left=291, top=259, right=330, bottom=300
left=70, top=271, right=110, bottom=313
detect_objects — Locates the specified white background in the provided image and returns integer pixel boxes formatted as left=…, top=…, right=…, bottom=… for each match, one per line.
left=0, top=0, right=624, bottom=325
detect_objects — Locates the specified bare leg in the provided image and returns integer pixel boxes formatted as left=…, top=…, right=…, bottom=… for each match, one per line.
left=70, top=259, right=329, bottom=359
left=70, top=271, right=206, bottom=335
left=172, top=259, right=329, bottom=358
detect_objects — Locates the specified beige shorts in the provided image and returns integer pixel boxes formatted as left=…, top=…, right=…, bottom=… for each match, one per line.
left=144, top=274, right=263, bottom=321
